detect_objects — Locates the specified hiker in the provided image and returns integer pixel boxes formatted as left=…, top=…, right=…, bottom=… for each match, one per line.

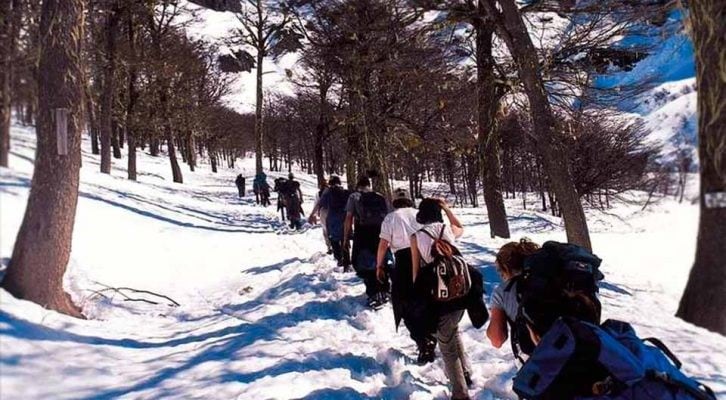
left=343, top=176, right=391, bottom=309
left=235, top=174, right=246, bottom=198
left=410, top=198, right=473, bottom=400
left=375, top=188, right=437, bottom=364
left=273, top=177, right=288, bottom=221
left=284, top=173, right=305, bottom=230
left=311, top=179, right=333, bottom=254
left=512, top=290, right=716, bottom=400
left=311, top=176, right=351, bottom=268
left=486, top=239, right=541, bottom=353
left=253, top=172, right=271, bottom=207
left=492, top=240, right=604, bottom=364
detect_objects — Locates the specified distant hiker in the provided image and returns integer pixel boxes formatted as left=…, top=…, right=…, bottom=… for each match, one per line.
left=273, top=177, right=288, bottom=220
left=343, top=176, right=392, bottom=309
left=235, top=174, right=246, bottom=198
left=311, top=179, right=332, bottom=254
left=312, top=176, right=351, bottom=268
left=486, top=239, right=540, bottom=354
left=411, top=198, right=481, bottom=400
left=376, top=188, right=437, bottom=364
left=284, top=173, right=305, bottom=230
left=253, top=172, right=271, bottom=207
left=511, top=291, right=716, bottom=400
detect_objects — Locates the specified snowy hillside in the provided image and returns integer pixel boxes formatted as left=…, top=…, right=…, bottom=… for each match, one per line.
left=1, top=123, right=724, bottom=399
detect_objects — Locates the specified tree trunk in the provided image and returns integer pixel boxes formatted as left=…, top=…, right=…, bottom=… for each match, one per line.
left=3, top=0, right=85, bottom=318
left=187, top=134, right=196, bottom=172
left=476, top=22, right=510, bottom=238
left=99, top=2, right=118, bottom=174
left=486, top=0, right=591, bottom=249
left=126, top=11, right=138, bottom=181
left=210, top=150, right=218, bottom=173
left=676, top=0, right=726, bottom=335
left=166, top=131, right=183, bottom=183
left=253, top=3, right=264, bottom=174
left=111, top=122, right=122, bottom=158
left=0, top=0, right=15, bottom=167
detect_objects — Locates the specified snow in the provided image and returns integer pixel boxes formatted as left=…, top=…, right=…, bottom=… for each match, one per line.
left=1, top=124, right=725, bottom=399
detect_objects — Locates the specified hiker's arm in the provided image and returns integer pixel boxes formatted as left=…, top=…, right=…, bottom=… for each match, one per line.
left=376, top=239, right=390, bottom=282
left=487, top=308, right=508, bottom=348
left=411, top=235, right=420, bottom=282
left=441, top=201, right=464, bottom=238
left=309, top=201, right=321, bottom=223
left=376, top=239, right=389, bottom=270
left=343, top=212, right=354, bottom=247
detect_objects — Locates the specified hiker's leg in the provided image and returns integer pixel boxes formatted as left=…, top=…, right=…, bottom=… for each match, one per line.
left=320, top=210, right=331, bottom=250
left=436, top=310, right=468, bottom=399
left=359, top=270, right=378, bottom=298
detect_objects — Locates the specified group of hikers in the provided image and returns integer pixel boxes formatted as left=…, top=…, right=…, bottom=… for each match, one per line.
left=300, top=173, right=717, bottom=400
left=236, top=172, right=306, bottom=230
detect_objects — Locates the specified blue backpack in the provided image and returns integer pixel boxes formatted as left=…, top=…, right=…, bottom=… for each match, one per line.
left=513, top=318, right=716, bottom=400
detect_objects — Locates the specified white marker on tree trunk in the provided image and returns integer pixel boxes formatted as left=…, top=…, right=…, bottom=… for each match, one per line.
left=55, top=108, right=68, bottom=155
left=704, top=192, right=726, bottom=209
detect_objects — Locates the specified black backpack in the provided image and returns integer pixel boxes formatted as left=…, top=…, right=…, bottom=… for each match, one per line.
left=328, top=186, right=350, bottom=212
left=355, top=191, right=388, bottom=227
left=507, top=241, right=604, bottom=363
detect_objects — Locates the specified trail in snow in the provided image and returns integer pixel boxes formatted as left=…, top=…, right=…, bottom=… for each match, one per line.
left=1, top=124, right=725, bottom=399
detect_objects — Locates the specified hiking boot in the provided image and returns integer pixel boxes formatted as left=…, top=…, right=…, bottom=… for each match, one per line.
left=416, top=340, right=436, bottom=365
left=367, top=296, right=383, bottom=310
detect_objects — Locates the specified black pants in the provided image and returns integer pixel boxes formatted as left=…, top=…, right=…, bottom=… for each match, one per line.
left=330, top=240, right=350, bottom=266
left=392, top=248, right=436, bottom=344
left=352, top=225, right=389, bottom=298
left=236, top=185, right=245, bottom=197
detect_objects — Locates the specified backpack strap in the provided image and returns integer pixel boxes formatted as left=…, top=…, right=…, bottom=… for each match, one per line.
left=644, top=337, right=682, bottom=369
left=645, top=370, right=717, bottom=400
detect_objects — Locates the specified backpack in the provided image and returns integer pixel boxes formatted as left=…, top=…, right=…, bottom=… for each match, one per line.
left=507, top=241, right=604, bottom=362
left=418, top=225, right=472, bottom=302
left=513, top=318, right=716, bottom=400
left=355, top=191, right=388, bottom=227
left=328, top=186, right=350, bottom=212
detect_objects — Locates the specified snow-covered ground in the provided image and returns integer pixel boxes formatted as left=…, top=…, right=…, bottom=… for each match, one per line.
left=1, top=124, right=724, bottom=400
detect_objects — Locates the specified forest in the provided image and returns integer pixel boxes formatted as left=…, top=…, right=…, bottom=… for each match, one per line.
left=0, top=1, right=725, bottom=398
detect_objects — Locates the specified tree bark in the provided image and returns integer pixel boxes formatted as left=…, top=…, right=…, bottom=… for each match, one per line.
left=313, top=84, right=328, bottom=187
left=485, top=0, right=591, bottom=249
left=126, top=10, right=138, bottom=181
left=0, top=0, right=20, bottom=167
left=676, top=0, right=726, bottom=335
left=111, top=122, right=122, bottom=158
left=253, top=0, right=264, bottom=174
left=3, top=0, right=85, bottom=318
left=99, top=2, right=119, bottom=174
left=476, top=22, right=510, bottom=238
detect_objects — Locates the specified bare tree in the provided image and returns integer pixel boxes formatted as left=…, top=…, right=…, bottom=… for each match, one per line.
left=98, top=0, right=121, bottom=174
left=0, top=0, right=22, bottom=167
left=481, top=0, right=591, bottom=249
left=676, top=0, right=726, bottom=335
left=227, top=0, right=298, bottom=174
left=3, top=0, right=85, bottom=318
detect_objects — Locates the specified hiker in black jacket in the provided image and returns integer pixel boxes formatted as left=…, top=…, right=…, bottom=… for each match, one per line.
left=235, top=174, right=246, bottom=198
left=343, top=176, right=392, bottom=309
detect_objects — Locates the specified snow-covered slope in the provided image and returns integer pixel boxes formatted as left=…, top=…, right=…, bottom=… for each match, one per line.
left=596, top=10, right=698, bottom=162
left=1, top=124, right=724, bottom=399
